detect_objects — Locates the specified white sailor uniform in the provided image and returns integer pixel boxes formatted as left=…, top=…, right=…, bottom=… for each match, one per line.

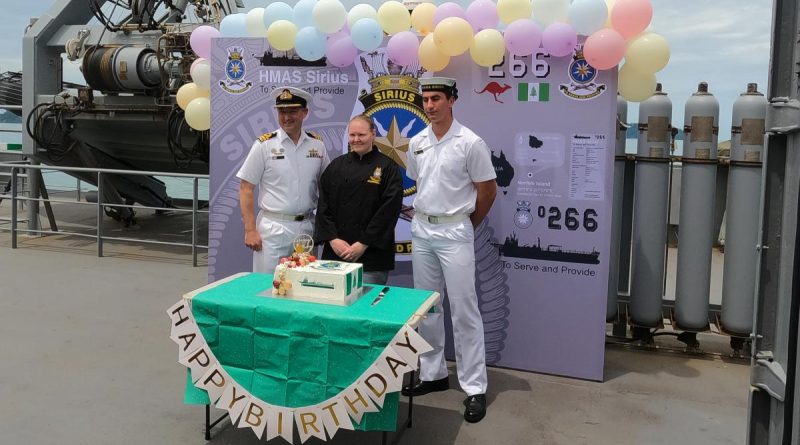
left=406, top=119, right=497, bottom=396
left=237, top=128, right=330, bottom=272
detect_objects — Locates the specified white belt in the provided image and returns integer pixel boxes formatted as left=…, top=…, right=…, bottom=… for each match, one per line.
left=415, top=212, right=469, bottom=224
left=261, top=209, right=312, bottom=222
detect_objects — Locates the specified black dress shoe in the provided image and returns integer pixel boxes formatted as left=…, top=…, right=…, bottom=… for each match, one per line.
left=401, top=377, right=449, bottom=396
left=463, top=394, right=486, bottom=423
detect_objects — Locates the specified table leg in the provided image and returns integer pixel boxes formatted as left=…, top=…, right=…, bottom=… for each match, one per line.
left=381, top=430, right=388, bottom=445
left=406, top=369, right=415, bottom=428
left=204, top=404, right=230, bottom=440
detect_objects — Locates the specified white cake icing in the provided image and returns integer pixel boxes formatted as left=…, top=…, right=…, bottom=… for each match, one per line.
left=273, top=260, right=364, bottom=306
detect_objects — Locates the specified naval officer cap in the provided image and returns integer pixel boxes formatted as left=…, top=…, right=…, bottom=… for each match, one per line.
left=270, top=86, right=312, bottom=108
left=420, top=77, right=458, bottom=99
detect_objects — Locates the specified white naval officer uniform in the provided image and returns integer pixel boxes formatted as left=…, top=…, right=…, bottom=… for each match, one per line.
left=237, top=128, right=330, bottom=272
left=406, top=119, right=497, bottom=396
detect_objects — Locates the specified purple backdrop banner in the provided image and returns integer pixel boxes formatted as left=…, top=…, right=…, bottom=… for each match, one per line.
left=209, top=38, right=616, bottom=381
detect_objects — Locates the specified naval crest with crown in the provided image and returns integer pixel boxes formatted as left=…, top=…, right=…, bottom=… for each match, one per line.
left=357, top=53, right=429, bottom=197
left=219, top=46, right=252, bottom=94
left=559, top=46, right=606, bottom=101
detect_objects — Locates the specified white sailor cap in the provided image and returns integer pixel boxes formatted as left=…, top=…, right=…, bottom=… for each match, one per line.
left=419, top=77, right=458, bottom=98
left=270, top=86, right=313, bottom=108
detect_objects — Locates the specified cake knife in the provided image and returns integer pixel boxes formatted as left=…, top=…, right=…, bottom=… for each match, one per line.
left=371, top=287, right=390, bottom=306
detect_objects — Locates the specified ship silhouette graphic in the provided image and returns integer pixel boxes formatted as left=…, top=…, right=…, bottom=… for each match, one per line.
left=254, top=50, right=327, bottom=67
left=299, top=277, right=335, bottom=289
left=496, top=233, right=600, bottom=264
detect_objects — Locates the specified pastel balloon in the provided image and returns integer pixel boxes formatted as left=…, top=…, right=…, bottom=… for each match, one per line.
left=604, top=0, right=616, bottom=27
left=263, top=2, right=294, bottom=28
left=313, top=0, right=347, bottom=34
left=541, top=22, right=577, bottom=57
left=176, top=83, right=209, bottom=110
left=325, top=36, right=357, bottom=67
left=466, top=0, right=499, bottom=31
left=189, top=25, right=219, bottom=59
left=294, top=27, right=326, bottom=61
left=387, top=31, right=420, bottom=66
left=470, top=29, right=505, bottom=67
left=267, top=20, right=298, bottom=51
left=625, top=32, right=670, bottom=73
left=433, top=17, right=474, bottom=56
left=532, top=0, right=570, bottom=26
left=618, top=63, right=657, bottom=102
left=185, top=97, right=211, bottom=131
left=418, top=33, right=450, bottom=72
left=377, top=1, right=411, bottom=35
left=411, top=2, right=437, bottom=35
left=190, top=59, right=210, bottom=89
left=293, top=0, right=317, bottom=28
left=504, top=19, right=542, bottom=56
left=583, top=28, right=625, bottom=70
left=350, top=18, right=383, bottom=52
left=190, top=57, right=205, bottom=75
left=220, top=13, right=247, bottom=37
left=497, top=0, right=534, bottom=25
left=245, top=8, right=267, bottom=37
left=611, top=0, right=653, bottom=39
left=347, top=4, right=378, bottom=28
left=433, top=2, right=466, bottom=26
left=568, top=0, right=608, bottom=36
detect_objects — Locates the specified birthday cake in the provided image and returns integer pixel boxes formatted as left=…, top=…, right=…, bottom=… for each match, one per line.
left=272, top=248, right=364, bottom=306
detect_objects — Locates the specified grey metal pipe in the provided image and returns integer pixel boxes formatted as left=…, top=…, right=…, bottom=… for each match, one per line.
left=607, top=94, right=628, bottom=321
left=674, top=82, right=720, bottom=330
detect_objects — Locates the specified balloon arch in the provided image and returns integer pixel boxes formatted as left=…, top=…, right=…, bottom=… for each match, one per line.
left=179, top=0, right=669, bottom=131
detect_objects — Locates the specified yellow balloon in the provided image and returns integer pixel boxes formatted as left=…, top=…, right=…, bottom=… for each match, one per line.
left=377, top=1, right=411, bottom=35
left=604, top=0, right=616, bottom=27
left=418, top=33, right=450, bottom=72
left=470, top=29, right=505, bottom=67
left=497, top=0, right=533, bottom=25
left=267, top=20, right=298, bottom=51
left=625, top=32, right=670, bottom=74
left=411, top=3, right=437, bottom=35
left=618, top=63, right=657, bottom=102
left=176, top=83, right=209, bottom=110
left=433, top=17, right=474, bottom=57
left=185, top=97, right=211, bottom=131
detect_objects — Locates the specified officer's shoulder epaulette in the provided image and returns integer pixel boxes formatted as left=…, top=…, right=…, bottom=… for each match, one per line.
left=306, top=131, right=323, bottom=141
left=258, top=131, right=277, bottom=142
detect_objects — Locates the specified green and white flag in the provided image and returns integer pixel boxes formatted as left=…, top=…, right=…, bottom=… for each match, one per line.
left=518, top=82, right=550, bottom=102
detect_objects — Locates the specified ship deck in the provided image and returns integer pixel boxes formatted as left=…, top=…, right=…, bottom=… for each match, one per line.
left=0, top=198, right=748, bottom=445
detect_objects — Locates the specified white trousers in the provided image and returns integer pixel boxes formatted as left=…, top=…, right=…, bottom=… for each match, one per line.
left=253, top=211, right=314, bottom=273
left=411, top=218, right=487, bottom=396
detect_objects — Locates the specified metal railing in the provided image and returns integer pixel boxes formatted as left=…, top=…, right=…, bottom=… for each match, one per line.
left=0, top=161, right=209, bottom=266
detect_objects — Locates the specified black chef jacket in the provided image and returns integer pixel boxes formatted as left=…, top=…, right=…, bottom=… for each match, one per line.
left=314, top=146, right=403, bottom=271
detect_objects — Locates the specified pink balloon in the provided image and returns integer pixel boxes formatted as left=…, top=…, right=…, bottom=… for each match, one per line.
left=466, top=0, right=498, bottom=31
left=325, top=36, right=357, bottom=67
left=190, top=25, right=220, bottom=59
left=583, top=28, right=626, bottom=70
left=541, top=23, right=577, bottom=57
left=504, top=19, right=542, bottom=56
left=433, top=2, right=467, bottom=26
left=386, top=31, right=420, bottom=66
left=611, top=0, right=653, bottom=39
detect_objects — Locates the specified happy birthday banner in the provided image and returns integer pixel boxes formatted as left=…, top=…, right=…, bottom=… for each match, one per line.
left=167, top=299, right=432, bottom=442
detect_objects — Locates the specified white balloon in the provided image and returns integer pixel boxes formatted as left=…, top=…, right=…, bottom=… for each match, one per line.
left=313, top=0, right=348, bottom=34
left=532, top=0, right=570, bottom=26
left=190, top=59, right=211, bottom=90
left=245, top=8, right=267, bottom=37
left=568, top=0, right=608, bottom=36
left=347, top=4, right=378, bottom=28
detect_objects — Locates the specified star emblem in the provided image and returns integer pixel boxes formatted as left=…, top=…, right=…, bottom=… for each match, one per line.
left=374, top=116, right=409, bottom=168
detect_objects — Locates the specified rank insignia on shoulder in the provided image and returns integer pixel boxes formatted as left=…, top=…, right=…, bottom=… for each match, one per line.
left=367, top=166, right=382, bottom=185
left=258, top=131, right=277, bottom=142
left=306, top=131, right=323, bottom=141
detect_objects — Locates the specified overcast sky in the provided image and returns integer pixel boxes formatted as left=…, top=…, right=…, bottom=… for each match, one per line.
left=1, top=0, right=773, bottom=139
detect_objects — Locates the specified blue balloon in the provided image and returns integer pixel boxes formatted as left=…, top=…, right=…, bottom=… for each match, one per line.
left=219, top=13, right=247, bottom=37
left=263, top=2, right=294, bottom=28
left=295, top=27, right=326, bottom=61
left=293, top=0, right=318, bottom=28
left=350, top=18, right=383, bottom=52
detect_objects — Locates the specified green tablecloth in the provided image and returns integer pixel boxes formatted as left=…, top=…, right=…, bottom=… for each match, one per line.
left=183, top=273, right=436, bottom=431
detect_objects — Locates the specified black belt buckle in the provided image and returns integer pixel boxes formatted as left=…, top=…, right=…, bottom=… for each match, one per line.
left=293, top=215, right=305, bottom=221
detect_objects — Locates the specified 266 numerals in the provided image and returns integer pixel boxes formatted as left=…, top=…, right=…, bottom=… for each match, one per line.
left=537, top=206, right=598, bottom=232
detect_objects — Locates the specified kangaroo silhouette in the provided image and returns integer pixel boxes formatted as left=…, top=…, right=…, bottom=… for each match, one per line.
left=475, top=82, right=512, bottom=103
